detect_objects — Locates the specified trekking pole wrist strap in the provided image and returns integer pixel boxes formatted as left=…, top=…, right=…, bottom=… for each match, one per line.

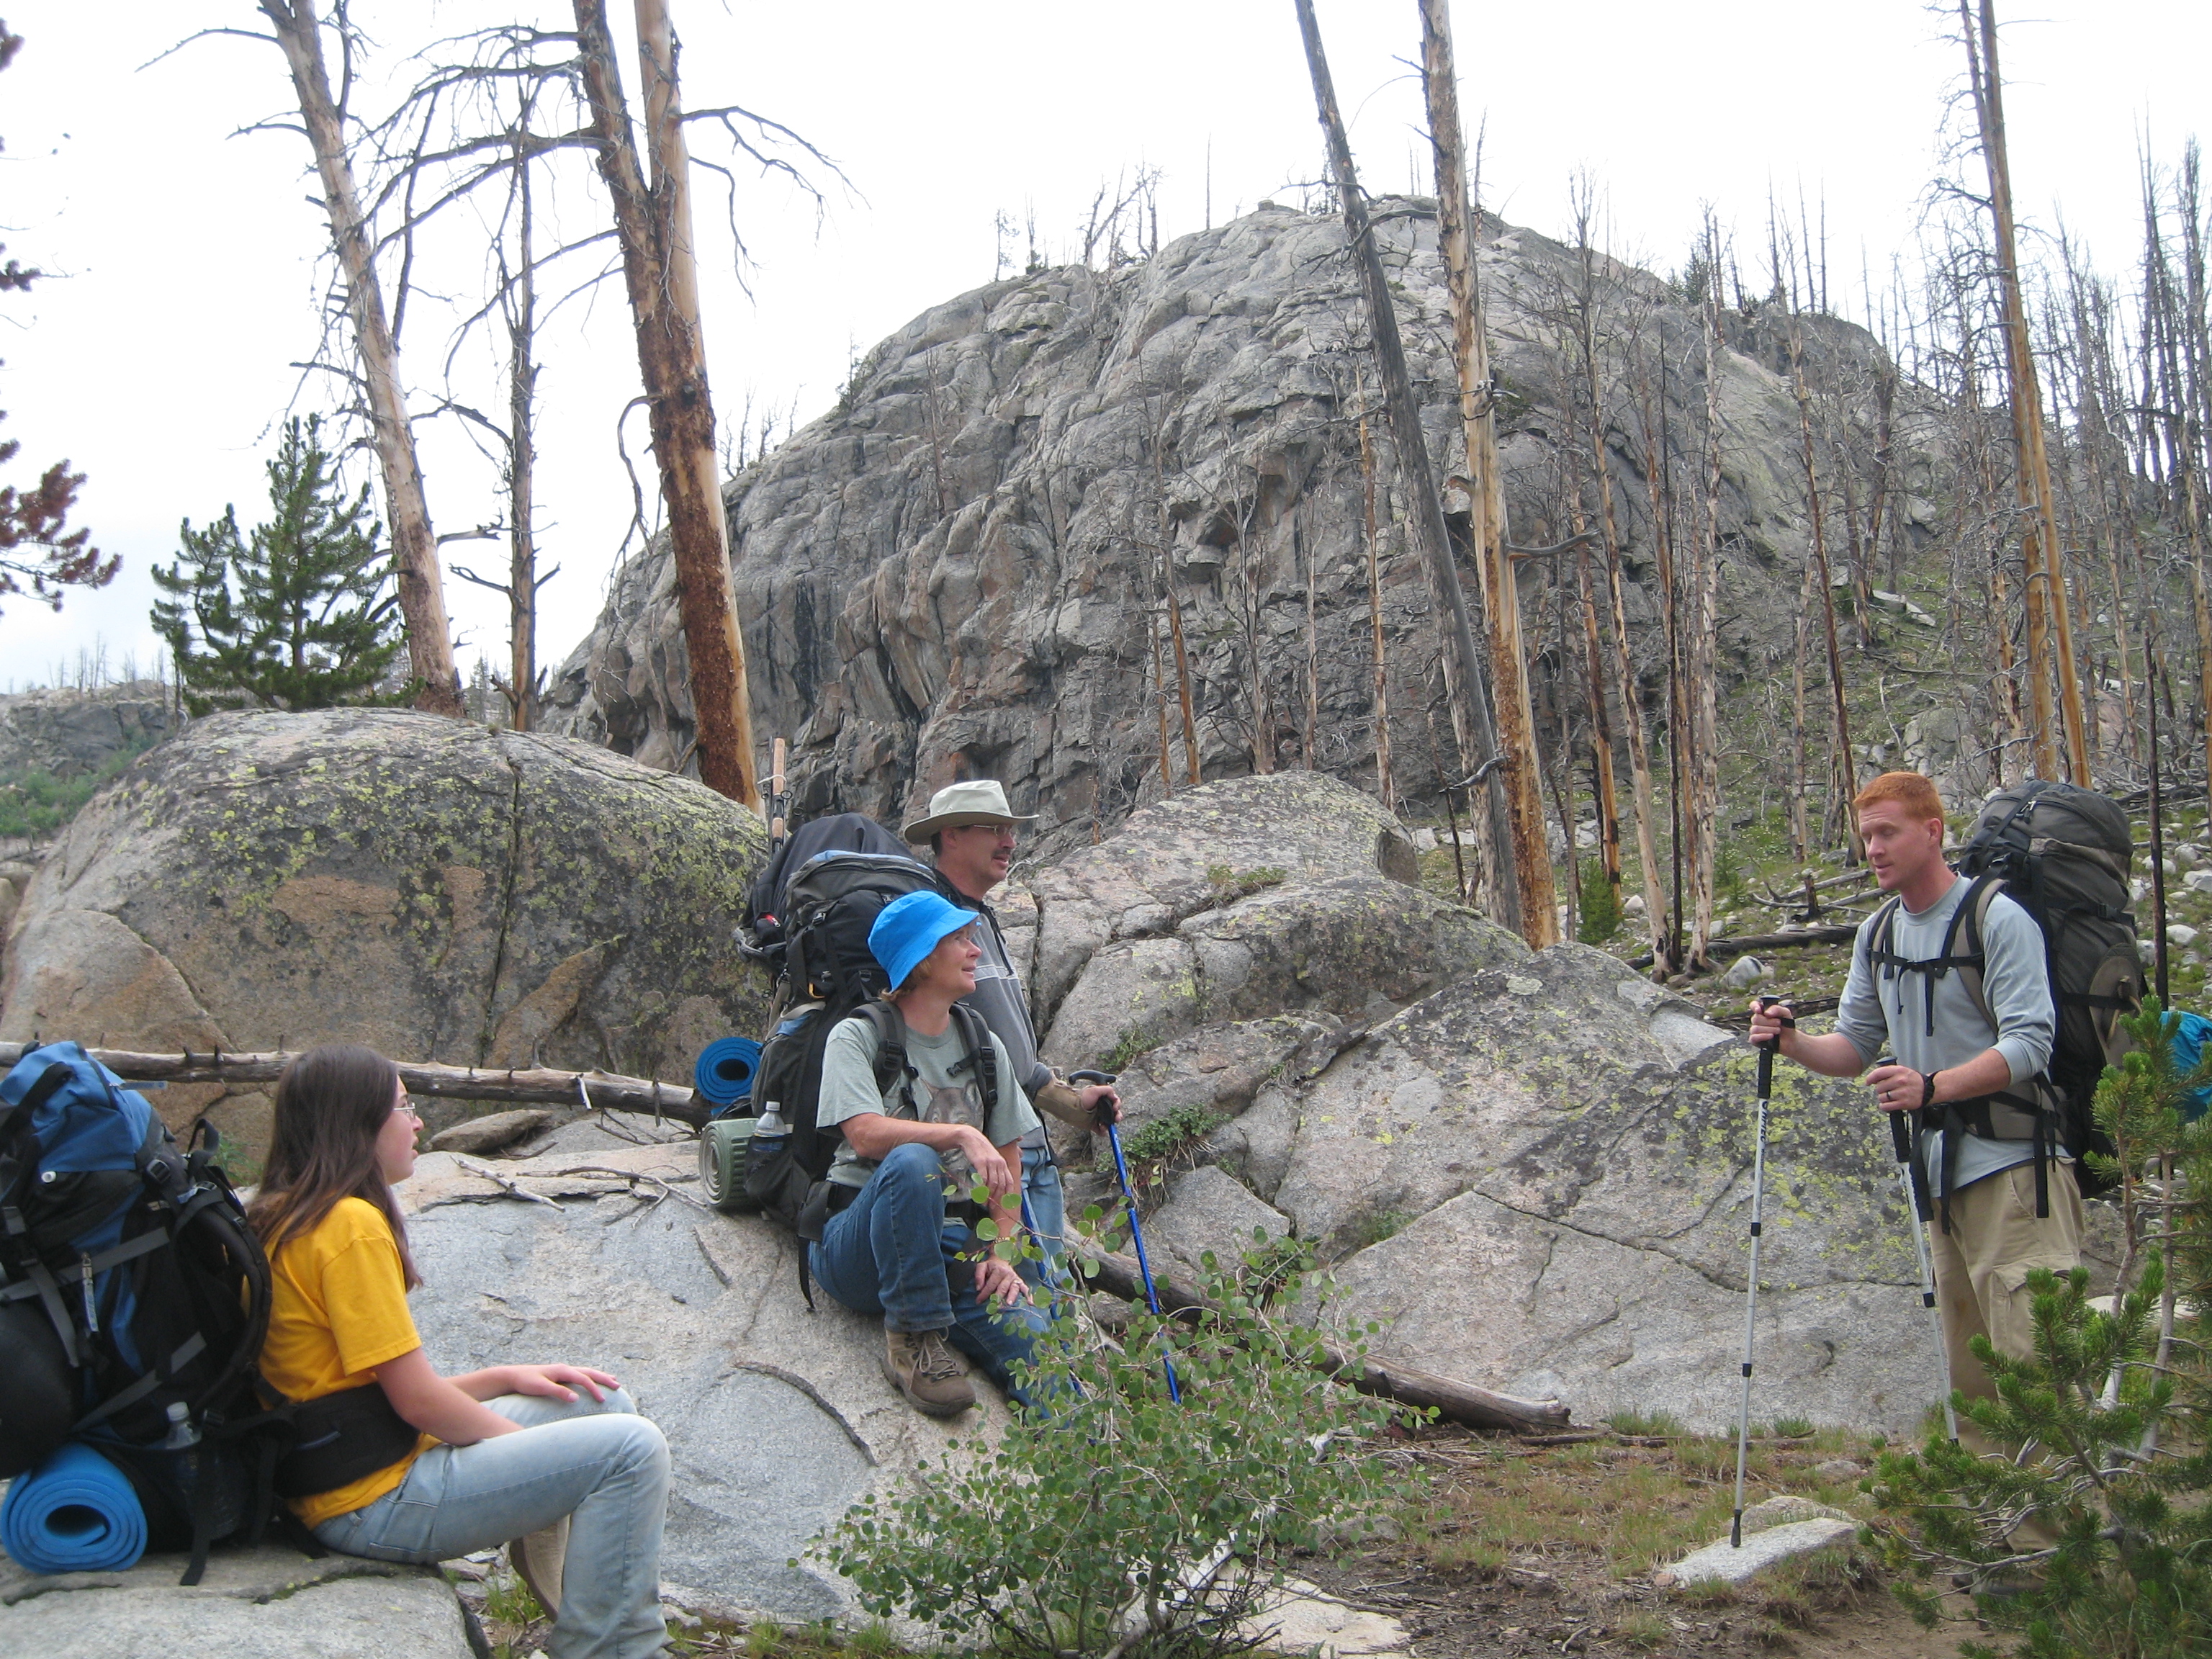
left=1920, top=1071, right=1938, bottom=1109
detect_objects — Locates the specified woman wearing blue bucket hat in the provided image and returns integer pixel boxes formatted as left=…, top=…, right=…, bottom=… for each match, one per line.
left=804, top=889, right=1052, bottom=1417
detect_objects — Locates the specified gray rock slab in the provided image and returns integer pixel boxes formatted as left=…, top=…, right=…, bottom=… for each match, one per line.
left=1287, top=947, right=1956, bottom=1434
left=1655, top=1517, right=1858, bottom=1588
left=0, top=1545, right=467, bottom=1658
left=1143, top=1165, right=1292, bottom=1280
left=395, top=1140, right=996, bottom=1623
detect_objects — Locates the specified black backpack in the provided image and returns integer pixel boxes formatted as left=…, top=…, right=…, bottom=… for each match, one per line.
left=736, top=811, right=917, bottom=981
left=0, top=1043, right=276, bottom=1583
left=708, top=839, right=999, bottom=1300
left=1867, top=779, right=2142, bottom=1206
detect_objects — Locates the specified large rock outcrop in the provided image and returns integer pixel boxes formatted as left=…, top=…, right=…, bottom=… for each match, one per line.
left=395, top=1124, right=986, bottom=1623
left=993, top=775, right=1954, bottom=1436
left=0, top=710, right=770, bottom=1164
left=545, top=203, right=1923, bottom=858
left=0, top=682, right=173, bottom=784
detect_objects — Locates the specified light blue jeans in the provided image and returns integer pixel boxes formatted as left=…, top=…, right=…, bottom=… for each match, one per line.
left=312, top=1385, right=668, bottom=1659
left=1021, top=1141, right=1066, bottom=1285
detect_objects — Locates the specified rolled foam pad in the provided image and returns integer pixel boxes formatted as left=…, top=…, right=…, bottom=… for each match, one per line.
left=693, top=1037, right=763, bottom=1107
left=1, top=1439, right=148, bottom=1574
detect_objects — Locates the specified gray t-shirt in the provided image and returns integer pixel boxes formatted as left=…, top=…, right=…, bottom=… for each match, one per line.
left=1835, top=872, right=2057, bottom=1195
left=948, top=892, right=1054, bottom=1154
left=815, top=1012, right=1040, bottom=1192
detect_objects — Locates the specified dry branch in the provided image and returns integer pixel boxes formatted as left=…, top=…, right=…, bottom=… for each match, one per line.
left=1078, top=1247, right=1570, bottom=1436
left=0, top=1043, right=709, bottom=1127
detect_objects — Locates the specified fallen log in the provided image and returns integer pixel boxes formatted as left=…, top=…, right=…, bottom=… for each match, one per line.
left=1078, top=1247, right=1570, bottom=1436
left=1699, top=925, right=1859, bottom=960
left=0, top=1043, right=710, bottom=1128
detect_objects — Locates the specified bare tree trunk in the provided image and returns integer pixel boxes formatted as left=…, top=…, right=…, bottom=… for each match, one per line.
left=259, top=0, right=461, bottom=716
left=505, top=144, right=541, bottom=731
left=1964, top=0, right=2089, bottom=783
left=1151, top=436, right=1203, bottom=786
left=1301, top=511, right=1320, bottom=768
left=1690, top=265, right=1726, bottom=967
left=1418, top=0, right=1557, bottom=946
left=1575, top=228, right=1666, bottom=959
left=1576, top=532, right=1621, bottom=895
left=1151, top=612, right=1174, bottom=795
left=575, top=0, right=758, bottom=806
left=1635, top=354, right=1686, bottom=972
left=1295, top=0, right=1519, bottom=930
left=1788, top=316, right=1859, bottom=856
left=1357, top=395, right=1397, bottom=811
left=1789, top=554, right=1815, bottom=862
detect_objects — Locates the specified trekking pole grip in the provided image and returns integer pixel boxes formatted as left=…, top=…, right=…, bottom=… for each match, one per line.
left=1751, top=997, right=1784, bottom=1095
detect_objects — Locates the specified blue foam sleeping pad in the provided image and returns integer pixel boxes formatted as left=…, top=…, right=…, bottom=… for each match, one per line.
left=694, top=1036, right=762, bottom=1108
left=1, top=1440, right=148, bottom=1574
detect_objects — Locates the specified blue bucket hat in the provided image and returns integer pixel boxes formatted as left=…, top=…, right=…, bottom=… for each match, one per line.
left=869, top=889, right=978, bottom=991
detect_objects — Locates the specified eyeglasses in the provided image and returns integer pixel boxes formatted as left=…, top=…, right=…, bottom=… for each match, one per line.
left=392, top=1100, right=423, bottom=1123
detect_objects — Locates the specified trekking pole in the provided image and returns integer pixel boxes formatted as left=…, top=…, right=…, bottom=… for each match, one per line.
left=1071, top=1067, right=1180, bottom=1403
left=1730, top=998, right=1781, bottom=1549
left=1884, top=1066, right=1959, bottom=1444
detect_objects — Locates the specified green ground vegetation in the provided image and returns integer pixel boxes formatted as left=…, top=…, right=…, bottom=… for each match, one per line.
left=0, top=732, right=158, bottom=838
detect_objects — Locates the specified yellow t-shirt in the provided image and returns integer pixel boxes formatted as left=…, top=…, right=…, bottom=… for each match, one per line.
left=259, top=1195, right=437, bottom=1529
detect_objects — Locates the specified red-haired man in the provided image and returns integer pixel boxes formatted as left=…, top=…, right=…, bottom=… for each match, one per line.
left=1748, top=773, right=2078, bottom=1488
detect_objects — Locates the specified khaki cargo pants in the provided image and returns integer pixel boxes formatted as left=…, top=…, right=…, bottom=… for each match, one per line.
left=1931, top=1157, right=2084, bottom=1549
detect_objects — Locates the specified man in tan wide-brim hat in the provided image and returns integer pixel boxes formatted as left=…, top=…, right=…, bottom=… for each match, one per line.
left=902, top=780, right=1119, bottom=1278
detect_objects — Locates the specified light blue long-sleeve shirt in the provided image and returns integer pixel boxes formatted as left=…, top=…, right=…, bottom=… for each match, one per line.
left=1835, top=871, right=2056, bottom=1194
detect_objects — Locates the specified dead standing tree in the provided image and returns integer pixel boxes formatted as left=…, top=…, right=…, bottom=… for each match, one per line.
left=1418, top=0, right=1557, bottom=945
left=255, top=0, right=463, bottom=716
left=1292, top=0, right=1521, bottom=933
left=575, top=0, right=758, bottom=806
left=1961, top=0, right=2090, bottom=784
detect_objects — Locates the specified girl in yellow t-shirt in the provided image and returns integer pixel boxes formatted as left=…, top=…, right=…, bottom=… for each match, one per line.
left=249, top=1044, right=670, bottom=1659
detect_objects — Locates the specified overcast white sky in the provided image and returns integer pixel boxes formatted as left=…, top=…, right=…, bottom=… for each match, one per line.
left=2, top=1, right=2206, bottom=693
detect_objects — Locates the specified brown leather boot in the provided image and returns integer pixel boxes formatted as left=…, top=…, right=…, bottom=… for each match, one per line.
left=881, top=1327, right=976, bottom=1416
left=506, top=1512, right=568, bottom=1617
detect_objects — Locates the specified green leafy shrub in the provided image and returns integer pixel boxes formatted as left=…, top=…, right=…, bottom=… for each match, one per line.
left=1120, top=1104, right=1224, bottom=1166
left=828, top=1256, right=1417, bottom=1659
left=1866, top=999, right=2212, bottom=1655
left=1577, top=860, right=1623, bottom=944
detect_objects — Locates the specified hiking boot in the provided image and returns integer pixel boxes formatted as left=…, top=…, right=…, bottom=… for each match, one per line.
left=508, top=1514, right=569, bottom=1617
left=881, top=1327, right=975, bottom=1416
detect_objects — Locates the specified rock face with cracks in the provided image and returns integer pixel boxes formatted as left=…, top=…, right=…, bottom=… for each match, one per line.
left=0, top=709, right=770, bottom=1166
left=544, top=204, right=1925, bottom=860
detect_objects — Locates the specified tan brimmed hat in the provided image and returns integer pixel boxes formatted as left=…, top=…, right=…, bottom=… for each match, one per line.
left=902, top=779, right=1036, bottom=842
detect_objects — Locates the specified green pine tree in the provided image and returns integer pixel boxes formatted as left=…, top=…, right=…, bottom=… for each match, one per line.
left=1868, top=998, right=2212, bottom=1658
left=151, top=418, right=408, bottom=715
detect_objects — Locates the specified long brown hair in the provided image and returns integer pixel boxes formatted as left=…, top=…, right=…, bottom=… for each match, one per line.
left=246, top=1044, right=421, bottom=1289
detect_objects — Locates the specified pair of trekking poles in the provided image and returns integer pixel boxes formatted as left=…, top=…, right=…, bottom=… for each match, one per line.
left=1729, top=1000, right=1954, bottom=1550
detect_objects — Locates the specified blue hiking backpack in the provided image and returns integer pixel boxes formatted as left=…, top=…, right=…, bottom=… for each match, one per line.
left=0, top=1042, right=276, bottom=1582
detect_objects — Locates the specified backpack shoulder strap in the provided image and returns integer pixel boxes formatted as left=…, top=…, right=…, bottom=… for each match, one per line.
left=946, top=1002, right=1001, bottom=1116
left=1951, top=873, right=2005, bottom=1037
left=853, top=1001, right=914, bottom=1102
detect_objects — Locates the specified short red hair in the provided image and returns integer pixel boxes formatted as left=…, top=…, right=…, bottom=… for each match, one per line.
left=1853, top=770, right=1944, bottom=824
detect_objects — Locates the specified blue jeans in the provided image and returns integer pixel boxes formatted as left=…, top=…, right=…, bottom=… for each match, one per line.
left=809, top=1142, right=1053, bottom=1406
left=1022, top=1142, right=1066, bottom=1285
left=313, top=1386, right=669, bottom=1659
